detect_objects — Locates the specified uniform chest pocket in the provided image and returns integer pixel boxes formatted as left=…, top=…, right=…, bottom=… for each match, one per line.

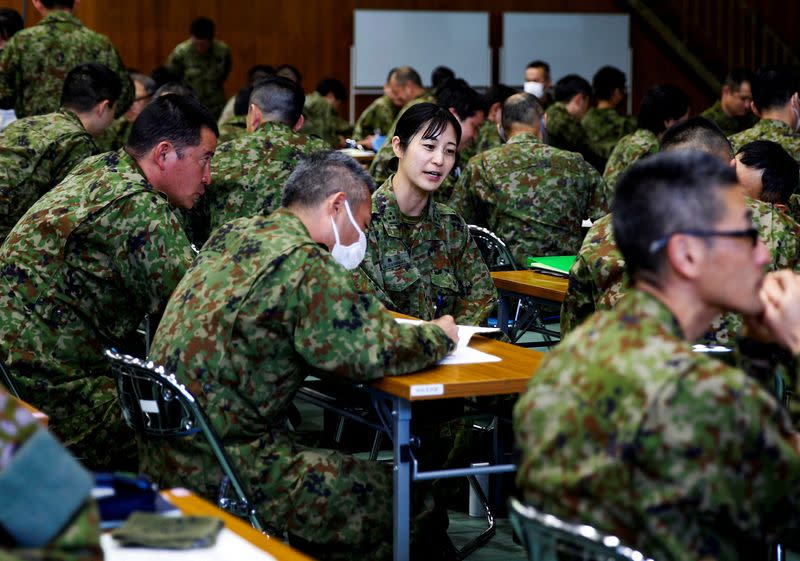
left=430, top=269, right=459, bottom=296
left=381, top=252, right=420, bottom=293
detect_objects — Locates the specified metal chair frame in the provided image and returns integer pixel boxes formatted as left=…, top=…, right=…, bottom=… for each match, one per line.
left=468, top=224, right=519, bottom=272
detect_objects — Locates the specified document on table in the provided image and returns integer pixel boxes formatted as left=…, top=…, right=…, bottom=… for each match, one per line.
left=101, top=528, right=278, bottom=561
left=395, top=319, right=501, bottom=364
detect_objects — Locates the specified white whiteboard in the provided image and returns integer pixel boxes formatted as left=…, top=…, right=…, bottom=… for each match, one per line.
left=501, top=13, right=631, bottom=87
left=353, top=10, right=491, bottom=89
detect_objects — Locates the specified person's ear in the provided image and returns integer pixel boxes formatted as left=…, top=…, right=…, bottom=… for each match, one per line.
left=666, top=234, right=704, bottom=280
left=154, top=141, right=172, bottom=171
left=391, top=136, right=404, bottom=159
left=246, top=104, right=263, bottom=133
left=292, top=114, right=304, bottom=132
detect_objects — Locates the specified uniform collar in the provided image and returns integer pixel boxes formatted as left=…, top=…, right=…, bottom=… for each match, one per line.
left=622, top=289, right=686, bottom=341
left=507, top=131, right=542, bottom=146
left=758, top=118, right=795, bottom=135
left=374, top=175, right=438, bottom=240
left=39, top=11, right=81, bottom=26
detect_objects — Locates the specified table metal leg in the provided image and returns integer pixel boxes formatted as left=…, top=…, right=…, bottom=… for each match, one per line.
left=497, top=290, right=511, bottom=336
left=392, top=396, right=412, bottom=561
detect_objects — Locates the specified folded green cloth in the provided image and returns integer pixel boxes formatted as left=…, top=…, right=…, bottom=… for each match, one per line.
left=111, top=512, right=224, bottom=549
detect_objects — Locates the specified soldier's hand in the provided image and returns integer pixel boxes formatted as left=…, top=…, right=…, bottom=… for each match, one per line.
left=430, top=315, right=459, bottom=346
left=756, top=270, right=800, bottom=354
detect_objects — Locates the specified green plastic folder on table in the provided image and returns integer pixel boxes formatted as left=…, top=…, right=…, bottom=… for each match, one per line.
left=525, top=255, right=576, bottom=276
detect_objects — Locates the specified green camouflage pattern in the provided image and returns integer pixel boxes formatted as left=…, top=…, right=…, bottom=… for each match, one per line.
left=94, top=116, right=133, bottom=153
left=141, top=208, right=454, bottom=558
left=368, top=91, right=437, bottom=185
left=353, top=177, right=496, bottom=324
left=460, top=119, right=503, bottom=162
left=216, top=94, right=236, bottom=129
left=353, top=94, right=398, bottom=139
left=730, top=118, right=800, bottom=164
left=0, top=392, right=103, bottom=561
left=450, top=132, right=609, bottom=267
left=0, top=149, right=194, bottom=471
left=432, top=150, right=468, bottom=204
left=515, top=288, right=800, bottom=561
left=581, top=107, right=636, bottom=161
left=544, top=102, right=603, bottom=170
left=165, top=39, right=231, bottom=119
left=0, top=11, right=133, bottom=119
left=216, top=114, right=247, bottom=144
left=560, top=198, right=800, bottom=343
left=700, top=100, right=758, bottom=137
left=602, top=128, right=659, bottom=193
left=0, top=108, right=97, bottom=245
left=301, top=91, right=352, bottom=148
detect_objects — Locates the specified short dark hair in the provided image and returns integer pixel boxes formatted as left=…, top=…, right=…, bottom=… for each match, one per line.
left=130, top=72, right=157, bottom=97
left=554, top=74, right=592, bottom=103
left=737, top=140, right=799, bottom=205
left=526, top=60, right=550, bottom=79
left=247, top=64, right=275, bottom=84
left=436, top=78, right=482, bottom=121
left=723, top=68, right=754, bottom=91
left=250, top=75, right=305, bottom=126
left=483, top=83, right=517, bottom=112
left=385, top=67, right=398, bottom=84
left=39, top=0, right=75, bottom=9
left=281, top=151, right=374, bottom=209
left=154, top=81, right=198, bottom=100
left=189, top=17, right=215, bottom=40
left=431, top=66, right=455, bottom=90
left=660, top=117, right=733, bottom=162
left=60, top=63, right=123, bottom=113
left=394, top=102, right=462, bottom=153
left=316, top=78, right=347, bottom=102
left=0, top=8, right=23, bottom=42
left=233, top=84, right=253, bottom=116
left=502, top=92, right=544, bottom=131
left=751, top=65, right=798, bottom=113
left=612, top=151, right=738, bottom=279
left=126, top=94, right=219, bottom=158
left=276, top=64, right=302, bottom=84
left=592, top=66, right=626, bottom=100
left=391, top=66, right=422, bottom=88
left=637, top=84, right=690, bottom=135
left=150, top=66, right=179, bottom=89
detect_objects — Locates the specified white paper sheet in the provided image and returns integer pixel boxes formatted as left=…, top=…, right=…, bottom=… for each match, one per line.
left=395, top=319, right=501, bottom=364
left=101, top=528, right=278, bottom=561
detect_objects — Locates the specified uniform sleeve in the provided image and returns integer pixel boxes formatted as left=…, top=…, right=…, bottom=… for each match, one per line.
left=582, top=162, right=610, bottom=220
left=450, top=217, right=497, bottom=325
left=448, top=156, right=480, bottom=224
left=0, top=40, right=20, bottom=110
left=50, top=134, right=98, bottom=188
left=97, top=40, right=134, bottom=118
left=165, top=46, right=185, bottom=82
left=353, top=228, right=398, bottom=311
left=293, top=257, right=454, bottom=380
left=560, top=252, right=596, bottom=334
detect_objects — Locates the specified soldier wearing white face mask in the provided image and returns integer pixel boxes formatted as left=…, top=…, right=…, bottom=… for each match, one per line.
left=523, top=59, right=553, bottom=109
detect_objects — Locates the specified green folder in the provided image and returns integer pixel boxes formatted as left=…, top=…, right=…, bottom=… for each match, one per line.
left=526, top=255, right=576, bottom=276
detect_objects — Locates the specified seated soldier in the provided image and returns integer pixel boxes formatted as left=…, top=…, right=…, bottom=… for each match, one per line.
left=216, top=82, right=252, bottom=144
left=450, top=92, right=608, bottom=267
left=515, top=149, right=800, bottom=561
left=139, top=151, right=459, bottom=561
left=581, top=65, right=636, bottom=166
left=461, top=83, right=516, bottom=160
left=544, top=74, right=604, bottom=170
left=0, top=94, right=217, bottom=471
left=95, top=71, right=156, bottom=152
left=0, top=63, right=122, bottom=245
left=603, top=84, right=689, bottom=191
left=700, top=68, right=757, bottom=136
left=353, top=67, right=401, bottom=149
left=217, top=63, right=274, bottom=128
left=301, top=77, right=352, bottom=148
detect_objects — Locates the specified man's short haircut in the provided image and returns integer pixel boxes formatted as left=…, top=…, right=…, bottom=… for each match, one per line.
left=431, top=66, right=455, bottom=90
left=592, top=66, right=626, bottom=100
left=660, top=117, right=733, bottom=162
left=526, top=60, right=550, bottom=79
left=483, top=84, right=517, bottom=111
left=233, top=84, right=253, bottom=116
left=637, top=84, right=690, bottom=135
left=249, top=76, right=305, bottom=126
left=385, top=67, right=398, bottom=84
left=39, top=0, right=75, bottom=9
left=724, top=68, right=754, bottom=91
left=247, top=64, right=274, bottom=84
left=502, top=92, right=544, bottom=132
left=394, top=102, right=462, bottom=154
left=391, top=66, right=422, bottom=88
left=60, top=63, right=123, bottom=113
left=150, top=66, right=179, bottom=89
left=612, top=150, right=738, bottom=280
left=751, top=65, right=798, bottom=113
left=189, top=17, right=215, bottom=40
left=436, top=78, right=482, bottom=121
left=126, top=94, right=219, bottom=158
left=276, top=64, right=302, bottom=84
left=130, top=72, right=157, bottom=97
left=154, top=81, right=198, bottom=101
left=737, top=140, right=799, bottom=205
left=554, top=74, right=592, bottom=103
left=281, top=151, right=374, bottom=210
left=0, top=8, right=23, bottom=41
left=315, top=78, right=347, bottom=102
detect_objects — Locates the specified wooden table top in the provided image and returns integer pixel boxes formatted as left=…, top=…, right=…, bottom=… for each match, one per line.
left=491, top=270, right=569, bottom=303
left=11, top=395, right=49, bottom=426
left=370, top=335, right=542, bottom=401
left=162, top=489, right=315, bottom=560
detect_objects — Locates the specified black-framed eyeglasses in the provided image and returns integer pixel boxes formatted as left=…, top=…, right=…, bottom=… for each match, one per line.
left=648, top=228, right=759, bottom=254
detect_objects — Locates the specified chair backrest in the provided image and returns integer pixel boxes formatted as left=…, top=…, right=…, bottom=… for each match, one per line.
left=105, top=349, right=269, bottom=534
left=468, top=224, right=518, bottom=271
left=508, top=497, right=654, bottom=561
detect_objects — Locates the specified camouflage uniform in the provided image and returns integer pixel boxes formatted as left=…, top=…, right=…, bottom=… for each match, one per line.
left=141, top=209, right=454, bottom=560
left=730, top=118, right=800, bottom=164
left=450, top=131, right=609, bottom=267
left=94, top=116, right=133, bottom=153
left=165, top=39, right=231, bottom=119
left=301, top=91, right=352, bottom=148
left=602, top=128, right=659, bottom=194
left=560, top=198, right=800, bottom=343
left=515, top=288, right=800, bottom=561
left=0, top=392, right=103, bottom=561
left=369, top=91, right=436, bottom=185
left=581, top=107, right=636, bottom=161
left=353, top=94, right=398, bottom=139
left=353, top=177, right=497, bottom=325
left=544, top=102, right=603, bottom=170
left=433, top=150, right=468, bottom=204
left=0, top=108, right=97, bottom=245
left=460, top=119, right=503, bottom=162
left=216, top=113, right=248, bottom=144
left=198, top=121, right=327, bottom=244
left=0, top=11, right=133, bottom=118
left=216, top=94, right=237, bottom=128
left=0, top=150, right=194, bottom=471
left=700, top=100, right=758, bottom=137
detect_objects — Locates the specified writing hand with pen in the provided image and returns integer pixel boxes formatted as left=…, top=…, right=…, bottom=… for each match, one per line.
left=430, top=293, right=459, bottom=345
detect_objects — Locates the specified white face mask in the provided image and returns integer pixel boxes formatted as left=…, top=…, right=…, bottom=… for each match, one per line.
left=330, top=200, right=367, bottom=270
left=523, top=81, right=545, bottom=99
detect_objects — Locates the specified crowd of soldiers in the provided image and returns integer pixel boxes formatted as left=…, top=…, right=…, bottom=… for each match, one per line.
left=4, top=2, right=800, bottom=561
